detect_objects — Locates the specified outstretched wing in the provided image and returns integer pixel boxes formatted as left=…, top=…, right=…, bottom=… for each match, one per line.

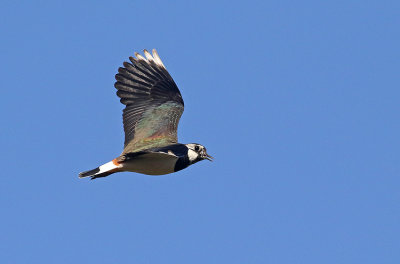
left=114, top=49, right=184, bottom=154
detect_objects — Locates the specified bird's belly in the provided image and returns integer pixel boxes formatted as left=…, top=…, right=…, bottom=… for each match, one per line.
left=122, top=153, right=178, bottom=175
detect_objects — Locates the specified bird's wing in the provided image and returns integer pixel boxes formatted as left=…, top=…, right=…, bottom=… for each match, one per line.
left=115, top=49, right=184, bottom=154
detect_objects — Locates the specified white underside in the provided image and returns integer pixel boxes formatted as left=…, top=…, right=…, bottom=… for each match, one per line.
left=121, top=152, right=179, bottom=175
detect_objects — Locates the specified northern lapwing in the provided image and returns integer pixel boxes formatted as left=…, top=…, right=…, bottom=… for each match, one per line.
left=79, top=49, right=212, bottom=179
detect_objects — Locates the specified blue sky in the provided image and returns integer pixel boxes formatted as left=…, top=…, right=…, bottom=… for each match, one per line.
left=1, top=0, right=399, bottom=263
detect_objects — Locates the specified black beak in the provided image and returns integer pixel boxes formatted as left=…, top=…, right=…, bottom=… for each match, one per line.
left=203, top=152, right=214, bottom=161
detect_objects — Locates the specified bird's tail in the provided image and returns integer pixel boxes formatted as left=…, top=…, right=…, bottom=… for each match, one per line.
left=79, top=159, right=121, bottom=180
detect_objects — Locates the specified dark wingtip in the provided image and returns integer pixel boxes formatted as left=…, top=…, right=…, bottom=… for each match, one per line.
left=123, top=61, right=132, bottom=68
left=79, top=167, right=100, bottom=178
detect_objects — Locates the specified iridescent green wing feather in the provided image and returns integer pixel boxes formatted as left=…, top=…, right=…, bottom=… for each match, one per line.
left=114, top=49, right=184, bottom=154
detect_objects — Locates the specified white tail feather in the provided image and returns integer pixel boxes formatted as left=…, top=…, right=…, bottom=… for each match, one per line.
left=98, top=161, right=119, bottom=174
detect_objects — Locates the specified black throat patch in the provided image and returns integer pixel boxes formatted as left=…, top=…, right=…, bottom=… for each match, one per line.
left=174, top=155, right=190, bottom=172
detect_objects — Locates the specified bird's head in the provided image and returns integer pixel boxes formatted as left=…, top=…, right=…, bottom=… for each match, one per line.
left=186, top=143, right=213, bottom=164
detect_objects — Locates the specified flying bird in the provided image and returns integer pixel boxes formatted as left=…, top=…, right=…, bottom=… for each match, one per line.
left=79, top=49, right=212, bottom=179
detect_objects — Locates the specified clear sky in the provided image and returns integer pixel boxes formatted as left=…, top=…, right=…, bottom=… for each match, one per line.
left=1, top=0, right=399, bottom=263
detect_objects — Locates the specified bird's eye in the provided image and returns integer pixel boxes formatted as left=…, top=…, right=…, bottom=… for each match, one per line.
left=195, top=146, right=200, bottom=151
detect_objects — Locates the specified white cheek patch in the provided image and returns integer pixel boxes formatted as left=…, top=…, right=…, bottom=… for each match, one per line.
left=187, top=149, right=199, bottom=162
